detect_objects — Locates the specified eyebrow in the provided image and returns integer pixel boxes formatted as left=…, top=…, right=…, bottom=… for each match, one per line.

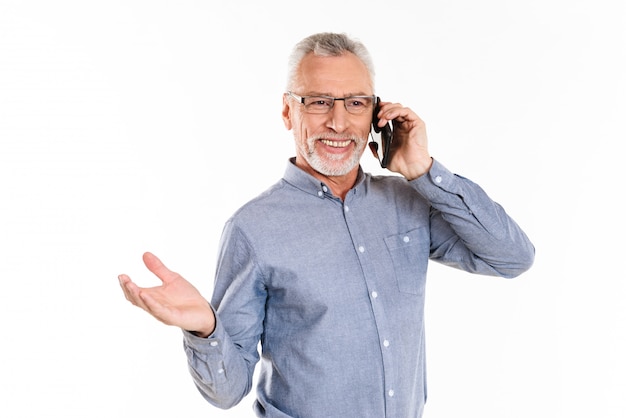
left=303, top=92, right=372, bottom=97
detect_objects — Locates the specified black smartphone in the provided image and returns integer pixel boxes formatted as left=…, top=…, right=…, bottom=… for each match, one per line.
left=369, top=97, right=393, bottom=168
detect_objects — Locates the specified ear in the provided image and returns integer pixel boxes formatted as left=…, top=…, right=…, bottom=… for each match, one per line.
left=282, top=94, right=293, bottom=130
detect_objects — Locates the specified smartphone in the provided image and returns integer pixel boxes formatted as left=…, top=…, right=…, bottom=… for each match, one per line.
left=369, top=97, right=393, bottom=168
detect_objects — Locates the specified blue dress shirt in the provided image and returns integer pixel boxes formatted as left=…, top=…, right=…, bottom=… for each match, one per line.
left=183, top=158, right=534, bottom=417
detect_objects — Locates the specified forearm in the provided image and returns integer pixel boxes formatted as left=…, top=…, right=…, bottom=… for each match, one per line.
left=183, top=318, right=257, bottom=409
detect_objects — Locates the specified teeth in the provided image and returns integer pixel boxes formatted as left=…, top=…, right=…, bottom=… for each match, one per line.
left=321, top=139, right=351, bottom=147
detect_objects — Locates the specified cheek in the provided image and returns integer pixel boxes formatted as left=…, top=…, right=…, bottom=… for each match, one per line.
left=293, top=122, right=308, bottom=144
left=359, top=120, right=373, bottom=140
left=295, top=116, right=319, bottom=139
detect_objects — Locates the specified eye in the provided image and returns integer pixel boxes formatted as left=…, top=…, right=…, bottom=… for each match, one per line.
left=348, top=99, right=366, bottom=107
left=305, top=97, right=333, bottom=107
left=310, top=98, right=332, bottom=107
left=347, top=97, right=374, bottom=109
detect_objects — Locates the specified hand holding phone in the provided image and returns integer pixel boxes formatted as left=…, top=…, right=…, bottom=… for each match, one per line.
left=369, top=97, right=393, bottom=168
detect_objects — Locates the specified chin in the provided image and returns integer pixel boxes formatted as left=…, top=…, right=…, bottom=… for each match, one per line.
left=311, top=156, right=360, bottom=177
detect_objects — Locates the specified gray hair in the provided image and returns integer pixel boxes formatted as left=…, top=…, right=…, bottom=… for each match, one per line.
left=286, top=32, right=375, bottom=91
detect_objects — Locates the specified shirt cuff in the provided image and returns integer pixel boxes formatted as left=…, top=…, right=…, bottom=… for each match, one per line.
left=183, top=318, right=227, bottom=354
left=410, top=158, right=461, bottom=199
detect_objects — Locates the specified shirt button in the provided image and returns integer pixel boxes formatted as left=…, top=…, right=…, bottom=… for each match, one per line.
left=217, top=368, right=224, bottom=374
left=371, top=291, right=378, bottom=299
left=210, top=341, right=219, bottom=347
left=388, top=389, right=395, bottom=397
left=322, top=185, right=328, bottom=192
left=383, top=339, right=390, bottom=347
left=344, top=205, right=349, bottom=212
left=358, top=246, right=365, bottom=253
left=403, top=236, right=410, bottom=243
left=434, top=175, right=443, bottom=184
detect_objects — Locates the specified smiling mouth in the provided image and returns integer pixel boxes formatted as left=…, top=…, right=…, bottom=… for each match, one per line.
left=320, top=139, right=352, bottom=148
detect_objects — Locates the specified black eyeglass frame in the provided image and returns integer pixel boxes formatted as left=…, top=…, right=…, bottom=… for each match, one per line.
left=286, top=91, right=377, bottom=115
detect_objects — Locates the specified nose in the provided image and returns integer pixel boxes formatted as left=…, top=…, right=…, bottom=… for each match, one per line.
left=325, top=100, right=350, bottom=133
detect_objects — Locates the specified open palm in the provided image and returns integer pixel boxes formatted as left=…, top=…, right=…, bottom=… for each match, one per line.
left=118, top=252, right=215, bottom=337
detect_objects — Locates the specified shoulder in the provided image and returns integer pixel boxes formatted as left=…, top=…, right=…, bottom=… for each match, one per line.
left=367, top=173, right=427, bottom=201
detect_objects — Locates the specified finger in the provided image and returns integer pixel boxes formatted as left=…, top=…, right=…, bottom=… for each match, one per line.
left=378, top=103, right=408, bottom=126
left=117, top=274, right=133, bottom=301
left=137, top=291, right=173, bottom=325
left=119, top=275, right=150, bottom=311
left=388, top=107, right=412, bottom=124
left=142, top=252, right=178, bottom=284
left=376, top=101, right=394, bottom=124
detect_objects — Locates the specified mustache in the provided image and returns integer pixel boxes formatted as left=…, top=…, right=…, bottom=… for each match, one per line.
left=309, top=133, right=364, bottom=142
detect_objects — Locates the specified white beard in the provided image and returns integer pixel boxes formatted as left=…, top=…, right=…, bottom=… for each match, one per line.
left=299, top=133, right=367, bottom=176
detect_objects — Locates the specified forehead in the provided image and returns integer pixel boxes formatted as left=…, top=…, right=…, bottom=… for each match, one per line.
left=295, top=52, right=373, bottom=95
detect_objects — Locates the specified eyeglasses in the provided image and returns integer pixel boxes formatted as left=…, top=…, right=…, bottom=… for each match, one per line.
left=286, top=92, right=376, bottom=115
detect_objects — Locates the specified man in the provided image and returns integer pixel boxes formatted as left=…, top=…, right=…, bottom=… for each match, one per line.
left=118, top=32, right=534, bottom=417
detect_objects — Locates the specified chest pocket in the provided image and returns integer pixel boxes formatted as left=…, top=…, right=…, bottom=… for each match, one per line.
left=384, top=226, right=430, bottom=295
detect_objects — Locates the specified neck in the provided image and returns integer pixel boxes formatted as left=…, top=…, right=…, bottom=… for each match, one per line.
left=295, top=157, right=359, bottom=201
left=321, top=172, right=358, bottom=201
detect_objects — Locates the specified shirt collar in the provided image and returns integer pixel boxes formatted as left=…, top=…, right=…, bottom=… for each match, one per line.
left=283, top=157, right=367, bottom=199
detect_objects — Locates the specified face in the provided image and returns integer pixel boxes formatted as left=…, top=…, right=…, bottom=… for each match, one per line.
left=282, top=52, right=374, bottom=178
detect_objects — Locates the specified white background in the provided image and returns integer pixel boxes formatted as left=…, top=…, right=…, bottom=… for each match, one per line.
left=1, top=1, right=624, bottom=417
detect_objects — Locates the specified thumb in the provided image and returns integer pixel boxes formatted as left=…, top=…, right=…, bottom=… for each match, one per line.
left=142, top=252, right=177, bottom=284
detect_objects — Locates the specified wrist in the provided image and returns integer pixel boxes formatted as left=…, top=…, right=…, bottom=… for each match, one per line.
left=190, top=329, right=212, bottom=338
left=404, top=157, right=433, bottom=181
left=187, top=304, right=216, bottom=338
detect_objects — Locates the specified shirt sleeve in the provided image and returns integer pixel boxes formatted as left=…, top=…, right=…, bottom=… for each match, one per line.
left=181, top=319, right=250, bottom=409
left=182, top=220, right=264, bottom=409
left=411, top=159, right=535, bottom=278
